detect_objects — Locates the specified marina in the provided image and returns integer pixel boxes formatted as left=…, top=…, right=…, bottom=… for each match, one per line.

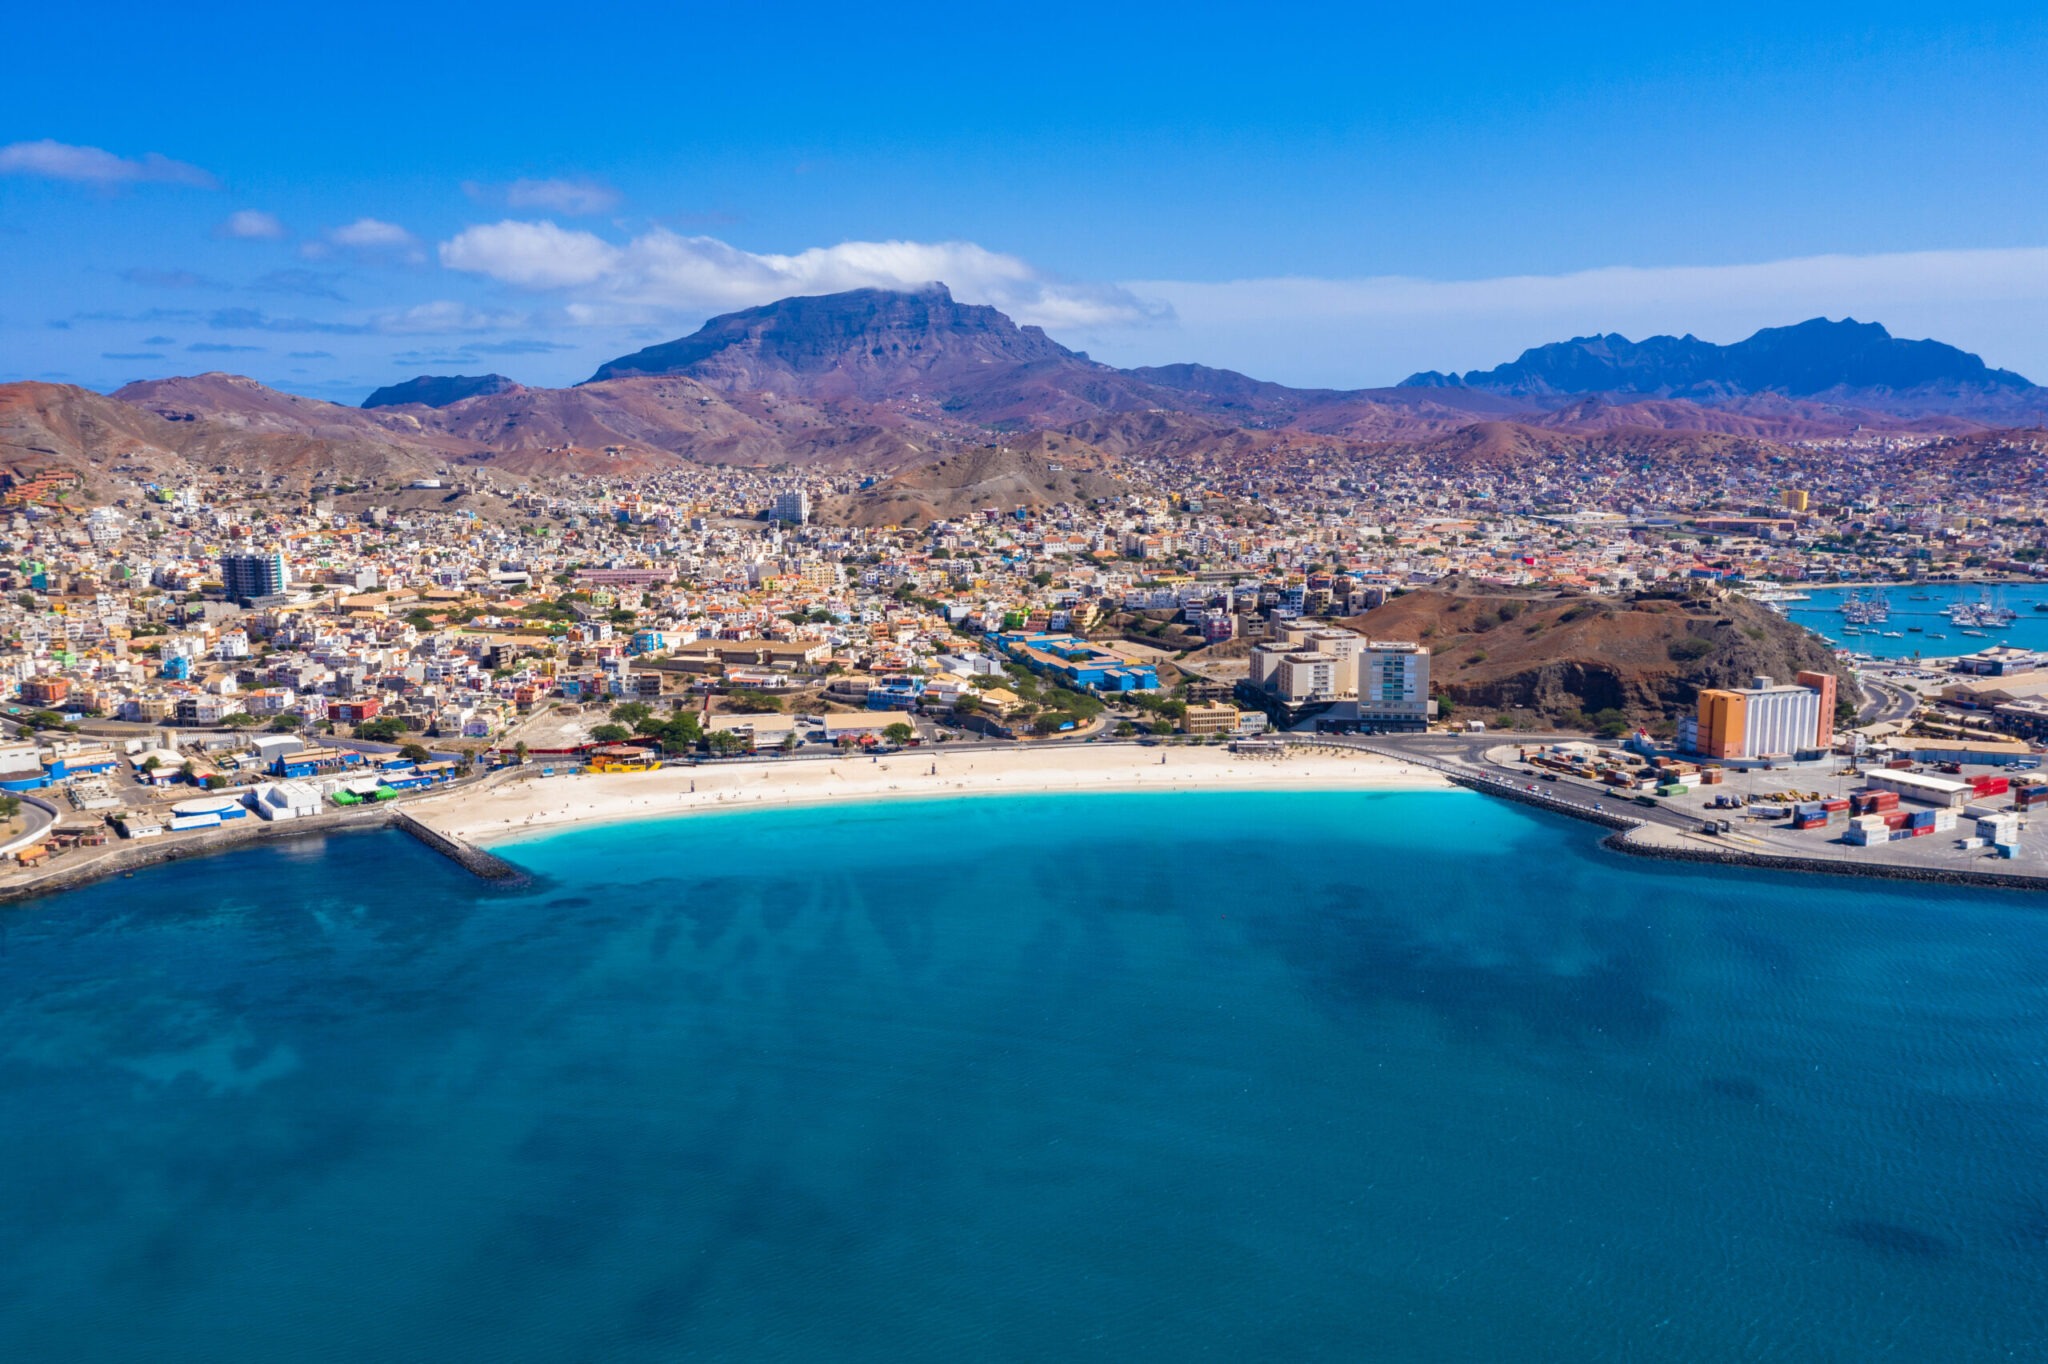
left=1782, top=582, right=2048, bottom=659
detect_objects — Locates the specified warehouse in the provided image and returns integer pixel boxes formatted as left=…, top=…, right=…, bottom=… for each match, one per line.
left=1862, top=769, right=1973, bottom=808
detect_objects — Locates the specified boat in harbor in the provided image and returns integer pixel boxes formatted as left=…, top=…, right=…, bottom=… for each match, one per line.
left=1948, top=593, right=2018, bottom=628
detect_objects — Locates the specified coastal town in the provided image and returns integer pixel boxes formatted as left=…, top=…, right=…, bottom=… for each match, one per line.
left=0, top=429, right=2047, bottom=891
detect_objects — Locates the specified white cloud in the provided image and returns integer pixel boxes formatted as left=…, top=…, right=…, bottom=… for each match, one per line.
left=307, top=217, right=424, bottom=264
left=440, top=220, right=621, bottom=288
left=373, top=300, right=531, bottom=335
left=218, top=209, right=287, bottom=240
left=0, top=138, right=216, bottom=188
left=505, top=177, right=621, bottom=215
left=1104, top=247, right=2048, bottom=387
left=437, top=222, right=1167, bottom=330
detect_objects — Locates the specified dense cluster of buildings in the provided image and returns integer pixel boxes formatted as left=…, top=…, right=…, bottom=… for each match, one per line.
left=0, top=419, right=2040, bottom=765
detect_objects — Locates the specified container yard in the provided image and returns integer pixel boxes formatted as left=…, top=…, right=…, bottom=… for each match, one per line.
left=1491, top=740, right=2048, bottom=878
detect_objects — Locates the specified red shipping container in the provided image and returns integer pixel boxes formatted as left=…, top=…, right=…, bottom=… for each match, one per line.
left=1980, top=778, right=2010, bottom=796
left=1822, top=799, right=1850, bottom=812
left=1883, top=812, right=1910, bottom=829
left=1911, top=826, right=1933, bottom=836
left=1886, top=759, right=1914, bottom=770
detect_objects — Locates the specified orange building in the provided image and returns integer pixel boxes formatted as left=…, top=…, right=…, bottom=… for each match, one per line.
left=1696, top=689, right=1747, bottom=760
left=1796, top=670, right=1838, bottom=747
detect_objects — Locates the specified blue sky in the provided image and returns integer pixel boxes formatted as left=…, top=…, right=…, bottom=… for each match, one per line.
left=4, top=2, right=2046, bottom=401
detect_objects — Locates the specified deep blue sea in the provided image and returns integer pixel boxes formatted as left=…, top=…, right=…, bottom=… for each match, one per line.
left=2, top=790, right=2046, bottom=1362
left=1785, top=581, right=2048, bottom=659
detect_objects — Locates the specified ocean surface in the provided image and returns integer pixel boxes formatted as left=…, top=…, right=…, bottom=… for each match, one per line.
left=1, top=790, right=2045, bottom=1362
left=1783, top=581, right=2048, bottom=659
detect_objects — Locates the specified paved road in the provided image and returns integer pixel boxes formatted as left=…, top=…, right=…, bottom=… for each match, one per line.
left=1855, top=673, right=1919, bottom=725
left=1309, top=731, right=1714, bottom=835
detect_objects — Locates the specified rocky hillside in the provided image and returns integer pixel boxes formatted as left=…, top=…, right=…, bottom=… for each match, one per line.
left=1344, top=581, right=1860, bottom=731
left=1, top=381, right=460, bottom=496
left=811, top=432, right=1138, bottom=528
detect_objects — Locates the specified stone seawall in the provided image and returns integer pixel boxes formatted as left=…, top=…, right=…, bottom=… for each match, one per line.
left=1442, top=772, right=1640, bottom=830
left=390, top=810, right=531, bottom=887
left=1604, top=827, right=2048, bottom=893
left=1443, top=768, right=2048, bottom=893
left=0, top=802, right=532, bottom=908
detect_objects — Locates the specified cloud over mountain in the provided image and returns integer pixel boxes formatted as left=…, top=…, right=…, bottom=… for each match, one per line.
left=438, top=222, right=1168, bottom=331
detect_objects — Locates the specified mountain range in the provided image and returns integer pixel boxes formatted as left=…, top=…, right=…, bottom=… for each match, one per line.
left=4, top=286, right=2046, bottom=504
left=1403, top=318, right=2034, bottom=405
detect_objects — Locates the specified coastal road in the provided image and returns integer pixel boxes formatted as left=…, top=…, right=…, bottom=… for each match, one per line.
left=1319, top=731, right=1714, bottom=836
left=1855, top=673, right=1919, bottom=726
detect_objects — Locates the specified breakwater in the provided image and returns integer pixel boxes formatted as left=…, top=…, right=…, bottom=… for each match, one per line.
left=389, top=809, right=530, bottom=886
left=0, top=800, right=529, bottom=908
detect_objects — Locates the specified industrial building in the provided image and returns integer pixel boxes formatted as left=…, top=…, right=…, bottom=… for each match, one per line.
left=1688, top=672, right=1836, bottom=761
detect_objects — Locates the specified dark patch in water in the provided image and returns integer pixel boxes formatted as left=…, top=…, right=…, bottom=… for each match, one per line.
left=1836, top=1219, right=1948, bottom=1258
left=1710, top=919, right=1794, bottom=977
left=1704, top=1076, right=1763, bottom=1103
left=1261, top=901, right=1670, bottom=1045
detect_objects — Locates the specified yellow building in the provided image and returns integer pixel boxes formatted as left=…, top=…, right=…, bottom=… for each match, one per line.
left=1181, top=702, right=1240, bottom=736
left=1781, top=489, right=1810, bottom=513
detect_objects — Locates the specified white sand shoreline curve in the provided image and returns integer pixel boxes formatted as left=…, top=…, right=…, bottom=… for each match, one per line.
left=406, top=745, right=1459, bottom=847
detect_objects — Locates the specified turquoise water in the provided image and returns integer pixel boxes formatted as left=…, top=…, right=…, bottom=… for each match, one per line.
left=1785, top=581, right=2048, bottom=659
left=2, top=790, right=2046, bottom=1361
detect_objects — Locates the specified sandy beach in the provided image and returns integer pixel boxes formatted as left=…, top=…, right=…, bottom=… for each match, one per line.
left=410, top=743, right=1455, bottom=845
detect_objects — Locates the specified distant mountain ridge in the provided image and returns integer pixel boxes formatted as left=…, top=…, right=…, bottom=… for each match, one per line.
left=1403, top=318, right=2035, bottom=399
left=363, top=373, right=519, bottom=409
left=6, top=288, right=2045, bottom=502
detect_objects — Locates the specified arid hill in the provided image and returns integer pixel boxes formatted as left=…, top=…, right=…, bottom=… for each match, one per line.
left=1344, top=582, right=1860, bottom=731
left=0, top=381, right=462, bottom=496
left=9, top=289, right=2048, bottom=503
left=812, top=433, right=1139, bottom=528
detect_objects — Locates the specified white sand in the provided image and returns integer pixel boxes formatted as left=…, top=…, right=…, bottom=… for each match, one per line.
left=410, top=744, right=1455, bottom=845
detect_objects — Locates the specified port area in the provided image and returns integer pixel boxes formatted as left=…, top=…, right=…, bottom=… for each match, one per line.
left=1337, top=732, right=2048, bottom=888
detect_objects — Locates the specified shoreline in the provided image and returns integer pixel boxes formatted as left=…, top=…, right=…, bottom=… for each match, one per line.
left=6, top=743, right=2047, bottom=906
left=419, top=746, right=1457, bottom=847
left=406, top=744, right=1457, bottom=847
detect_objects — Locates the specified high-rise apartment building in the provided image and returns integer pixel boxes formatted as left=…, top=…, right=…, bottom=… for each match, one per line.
left=219, top=551, right=288, bottom=606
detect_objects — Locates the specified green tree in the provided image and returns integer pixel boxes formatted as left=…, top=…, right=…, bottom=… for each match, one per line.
left=220, top=712, right=259, bottom=729
left=399, top=742, right=433, bottom=763
left=882, top=722, right=914, bottom=745
left=590, top=723, right=632, bottom=742
left=610, top=701, right=654, bottom=728
left=726, top=688, right=784, bottom=714
left=0, top=794, right=21, bottom=821
left=706, top=730, right=749, bottom=756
